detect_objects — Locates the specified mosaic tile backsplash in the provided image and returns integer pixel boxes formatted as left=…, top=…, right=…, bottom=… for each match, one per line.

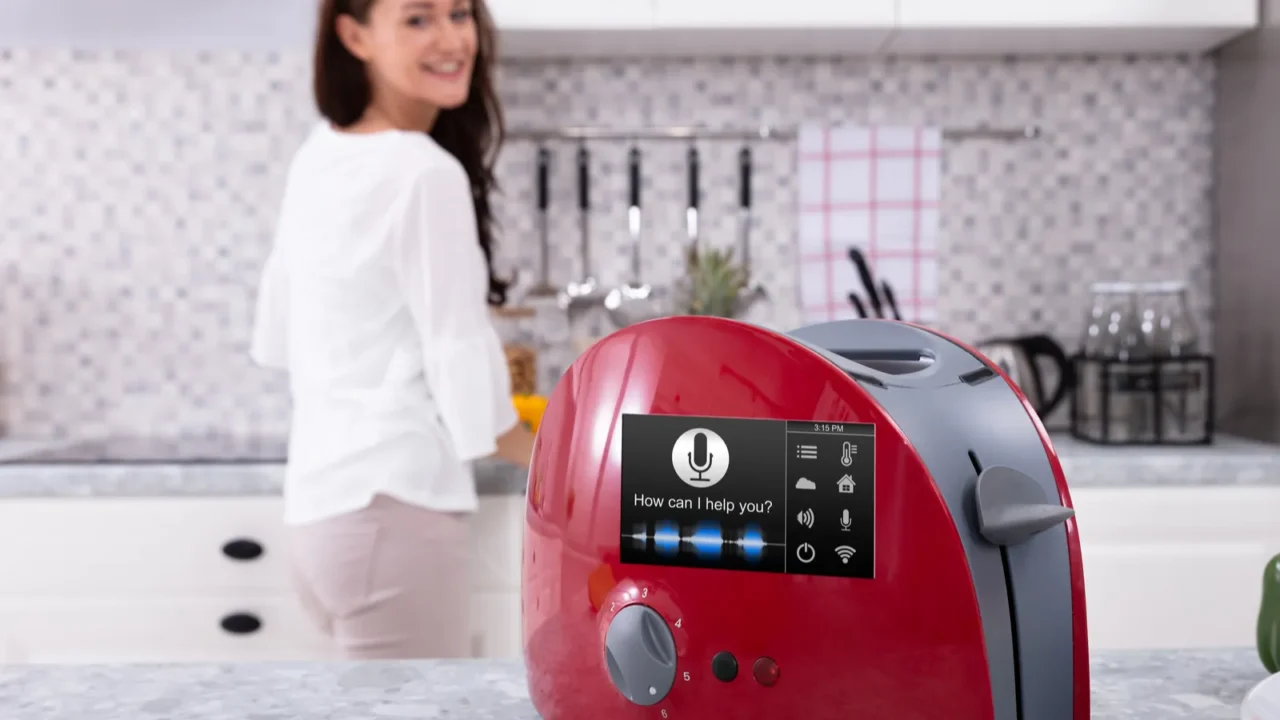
left=0, top=50, right=1215, bottom=438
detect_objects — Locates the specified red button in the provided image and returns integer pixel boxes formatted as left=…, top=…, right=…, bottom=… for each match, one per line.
left=752, top=657, right=780, bottom=687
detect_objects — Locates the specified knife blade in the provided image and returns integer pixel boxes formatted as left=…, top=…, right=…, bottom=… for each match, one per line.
left=848, top=247, right=884, bottom=318
left=848, top=292, right=868, bottom=318
left=880, top=280, right=902, bottom=320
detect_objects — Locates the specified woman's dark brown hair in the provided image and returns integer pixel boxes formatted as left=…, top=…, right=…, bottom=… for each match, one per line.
left=312, top=0, right=510, bottom=306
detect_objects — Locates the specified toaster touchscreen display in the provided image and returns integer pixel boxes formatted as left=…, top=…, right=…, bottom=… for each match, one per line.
left=619, top=413, right=874, bottom=579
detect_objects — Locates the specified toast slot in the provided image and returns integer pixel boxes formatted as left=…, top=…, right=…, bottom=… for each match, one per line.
left=969, top=450, right=1025, bottom=720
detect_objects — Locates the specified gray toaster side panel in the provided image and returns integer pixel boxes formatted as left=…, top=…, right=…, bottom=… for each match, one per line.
left=862, top=382, right=1020, bottom=720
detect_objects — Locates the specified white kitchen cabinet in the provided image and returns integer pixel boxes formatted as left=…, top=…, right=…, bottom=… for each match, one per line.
left=653, top=0, right=896, bottom=28
left=889, top=0, right=1259, bottom=55
left=488, top=0, right=653, bottom=29
left=0, top=494, right=525, bottom=663
left=0, top=0, right=1259, bottom=56
left=1072, top=486, right=1280, bottom=651
left=0, top=0, right=319, bottom=49
left=647, top=0, right=894, bottom=55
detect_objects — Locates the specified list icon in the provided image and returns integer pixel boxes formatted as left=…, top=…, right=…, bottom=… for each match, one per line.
left=796, top=444, right=818, bottom=460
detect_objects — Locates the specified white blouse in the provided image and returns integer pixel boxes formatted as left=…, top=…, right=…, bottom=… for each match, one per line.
left=250, top=123, right=517, bottom=525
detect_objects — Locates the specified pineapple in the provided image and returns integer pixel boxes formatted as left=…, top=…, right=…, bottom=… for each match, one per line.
left=677, top=245, right=751, bottom=318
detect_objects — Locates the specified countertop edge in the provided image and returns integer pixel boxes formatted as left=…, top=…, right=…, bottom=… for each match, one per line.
left=0, top=431, right=1278, bottom=498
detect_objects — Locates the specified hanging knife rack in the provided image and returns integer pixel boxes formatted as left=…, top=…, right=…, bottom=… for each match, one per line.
left=506, top=124, right=1042, bottom=142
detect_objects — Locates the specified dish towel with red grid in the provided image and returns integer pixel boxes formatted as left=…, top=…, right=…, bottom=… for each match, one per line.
left=797, top=125, right=941, bottom=324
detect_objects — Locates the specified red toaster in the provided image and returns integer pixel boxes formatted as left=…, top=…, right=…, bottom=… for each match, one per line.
left=521, top=316, right=1088, bottom=720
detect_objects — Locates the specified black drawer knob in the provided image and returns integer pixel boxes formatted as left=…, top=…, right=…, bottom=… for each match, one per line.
left=220, top=612, right=262, bottom=635
left=221, top=538, right=264, bottom=561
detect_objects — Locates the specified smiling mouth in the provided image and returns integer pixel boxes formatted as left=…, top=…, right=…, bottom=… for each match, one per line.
left=422, top=61, right=466, bottom=77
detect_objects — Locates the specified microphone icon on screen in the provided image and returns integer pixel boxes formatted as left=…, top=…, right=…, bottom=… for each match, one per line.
left=840, top=509, right=852, bottom=531
left=688, top=431, right=714, bottom=480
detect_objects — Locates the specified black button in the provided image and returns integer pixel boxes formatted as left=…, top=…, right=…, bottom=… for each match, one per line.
left=711, top=651, right=738, bottom=682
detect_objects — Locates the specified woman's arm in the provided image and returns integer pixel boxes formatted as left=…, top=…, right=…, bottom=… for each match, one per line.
left=493, top=423, right=536, bottom=469
left=389, top=160, right=525, bottom=464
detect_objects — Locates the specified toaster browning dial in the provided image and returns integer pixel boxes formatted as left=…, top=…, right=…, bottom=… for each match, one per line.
left=604, top=604, right=678, bottom=707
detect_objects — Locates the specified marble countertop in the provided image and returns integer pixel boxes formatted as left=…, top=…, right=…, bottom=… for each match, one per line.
left=0, top=649, right=1265, bottom=720
left=0, top=430, right=1275, bottom=499
left=0, top=436, right=527, bottom=497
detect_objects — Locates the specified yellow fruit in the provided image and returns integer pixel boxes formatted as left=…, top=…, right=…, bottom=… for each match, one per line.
left=511, top=394, right=549, bottom=433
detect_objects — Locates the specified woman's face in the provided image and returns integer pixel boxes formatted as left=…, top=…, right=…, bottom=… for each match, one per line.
left=339, top=0, right=479, bottom=112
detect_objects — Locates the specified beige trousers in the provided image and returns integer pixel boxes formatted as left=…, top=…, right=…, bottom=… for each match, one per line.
left=286, top=493, right=473, bottom=659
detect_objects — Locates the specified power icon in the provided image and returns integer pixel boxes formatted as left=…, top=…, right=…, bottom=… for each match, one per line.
left=795, top=543, right=816, bottom=564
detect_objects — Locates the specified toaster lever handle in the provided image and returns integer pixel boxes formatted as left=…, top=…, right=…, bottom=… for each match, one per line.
left=974, top=466, right=1075, bottom=546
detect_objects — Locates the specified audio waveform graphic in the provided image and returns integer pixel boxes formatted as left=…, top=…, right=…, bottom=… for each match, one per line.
left=625, top=521, right=780, bottom=563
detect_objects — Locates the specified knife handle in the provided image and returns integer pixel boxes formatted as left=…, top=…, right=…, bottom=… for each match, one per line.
left=738, top=146, right=752, bottom=210
left=687, top=145, right=700, bottom=210
left=848, top=292, right=867, bottom=319
left=536, top=146, right=550, bottom=212
left=576, top=144, right=590, bottom=211
left=628, top=146, right=641, bottom=209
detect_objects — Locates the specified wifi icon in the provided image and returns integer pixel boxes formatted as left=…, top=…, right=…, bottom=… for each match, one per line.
left=796, top=508, right=815, bottom=528
left=835, top=545, right=856, bottom=564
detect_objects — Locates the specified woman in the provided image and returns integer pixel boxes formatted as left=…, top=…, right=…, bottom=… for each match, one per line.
left=249, top=0, right=535, bottom=660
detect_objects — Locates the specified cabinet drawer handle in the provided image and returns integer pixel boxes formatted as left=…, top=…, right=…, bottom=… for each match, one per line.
left=221, top=538, right=264, bottom=561
left=220, top=613, right=262, bottom=635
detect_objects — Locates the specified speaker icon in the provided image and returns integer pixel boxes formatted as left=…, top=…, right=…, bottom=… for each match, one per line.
left=796, top=508, right=815, bottom=529
left=835, top=545, right=856, bottom=564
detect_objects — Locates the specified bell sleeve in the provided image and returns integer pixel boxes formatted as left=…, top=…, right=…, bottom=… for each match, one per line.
left=250, top=244, right=290, bottom=371
left=389, top=165, right=518, bottom=462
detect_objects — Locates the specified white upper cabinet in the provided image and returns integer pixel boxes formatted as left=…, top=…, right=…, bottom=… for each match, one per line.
left=651, top=0, right=896, bottom=29
left=888, top=0, right=1260, bottom=55
left=489, top=0, right=658, bottom=58
left=496, top=0, right=1258, bottom=58
left=645, top=0, right=895, bottom=55
left=0, top=0, right=318, bottom=49
left=487, top=0, right=653, bottom=29
left=0, top=0, right=1260, bottom=56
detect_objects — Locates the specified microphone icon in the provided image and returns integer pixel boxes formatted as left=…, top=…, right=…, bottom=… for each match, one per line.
left=688, top=432, right=714, bottom=480
left=840, top=509, right=852, bottom=531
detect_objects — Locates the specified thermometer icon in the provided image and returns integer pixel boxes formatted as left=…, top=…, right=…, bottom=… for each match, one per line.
left=841, top=442, right=854, bottom=467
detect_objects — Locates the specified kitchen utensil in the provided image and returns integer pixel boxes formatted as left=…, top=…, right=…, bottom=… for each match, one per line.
left=526, top=145, right=557, bottom=298
left=558, top=144, right=605, bottom=315
left=605, top=146, right=666, bottom=328
left=848, top=247, right=885, bottom=318
left=880, top=280, right=902, bottom=320
left=734, top=145, right=768, bottom=315
left=523, top=316, right=1087, bottom=720
left=685, top=143, right=700, bottom=252
left=847, top=292, right=867, bottom=318
left=974, top=333, right=1074, bottom=419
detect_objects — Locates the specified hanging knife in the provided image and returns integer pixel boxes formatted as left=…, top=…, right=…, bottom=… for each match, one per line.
left=848, top=247, right=885, bottom=318
left=686, top=144, right=700, bottom=253
left=738, top=146, right=752, bottom=273
left=881, top=280, right=902, bottom=320
left=848, top=292, right=868, bottom=319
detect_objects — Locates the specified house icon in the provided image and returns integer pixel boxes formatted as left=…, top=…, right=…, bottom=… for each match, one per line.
left=837, top=475, right=855, bottom=494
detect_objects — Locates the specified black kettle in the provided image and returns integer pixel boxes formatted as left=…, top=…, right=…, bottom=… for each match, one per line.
left=974, top=334, right=1074, bottom=418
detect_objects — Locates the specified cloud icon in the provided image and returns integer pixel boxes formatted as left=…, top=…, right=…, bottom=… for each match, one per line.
left=795, top=477, right=816, bottom=490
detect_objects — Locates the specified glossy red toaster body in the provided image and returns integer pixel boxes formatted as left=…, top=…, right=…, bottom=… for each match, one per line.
left=521, top=316, right=1088, bottom=720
